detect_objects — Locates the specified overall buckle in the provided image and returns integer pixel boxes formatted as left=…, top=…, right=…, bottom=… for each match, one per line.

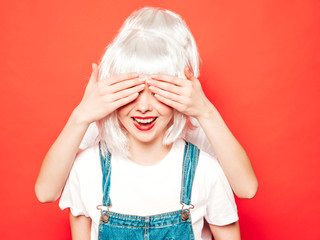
left=180, top=201, right=194, bottom=221
left=96, top=204, right=112, bottom=223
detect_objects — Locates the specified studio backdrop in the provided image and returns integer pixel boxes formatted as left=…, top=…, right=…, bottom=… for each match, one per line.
left=1, top=0, right=319, bottom=239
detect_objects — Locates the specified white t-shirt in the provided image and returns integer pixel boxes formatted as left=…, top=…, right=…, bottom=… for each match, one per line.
left=80, top=118, right=216, bottom=157
left=60, top=139, right=238, bottom=240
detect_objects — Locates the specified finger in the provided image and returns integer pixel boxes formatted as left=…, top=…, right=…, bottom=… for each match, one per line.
left=103, top=72, right=140, bottom=86
left=110, top=84, right=145, bottom=102
left=184, top=67, right=197, bottom=81
left=111, top=92, right=139, bottom=110
left=88, top=63, right=99, bottom=84
left=153, top=94, right=185, bottom=112
left=149, top=86, right=185, bottom=103
left=147, top=79, right=183, bottom=95
left=105, top=77, right=147, bottom=94
left=151, top=73, right=186, bottom=87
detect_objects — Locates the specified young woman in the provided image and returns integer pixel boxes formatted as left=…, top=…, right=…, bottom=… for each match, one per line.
left=35, top=7, right=257, bottom=239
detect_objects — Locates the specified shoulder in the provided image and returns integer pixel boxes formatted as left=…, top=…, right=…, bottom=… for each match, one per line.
left=185, top=118, right=216, bottom=157
left=60, top=144, right=103, bottom=221
left=79, top=122, right=99, bottom=149
left=197, top=148, right=220, bottom=176
left=65, top=144, right=102, bottom=199
left=194, top=145, right=230, bottom=190
left=72, top=144, right=101, bottom=176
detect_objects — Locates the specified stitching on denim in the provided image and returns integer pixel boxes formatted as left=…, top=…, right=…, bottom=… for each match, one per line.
left=188, top=216, right=193, bottom=240
left=183, top=143, right=200, bottom=206
left=98, top=220, right=103, bottom=240
left=101, top=150, right=112, bottom=207
left=148, top=220, right=191, bottom=229
left=180, top=142, right=190, bottom=203
left=105, top=210, right=184, bottom=220
left=105, top=152, right=112, bottom=206
left=101, top=220, right=191, bottom=229
left=99, top=143, right=106, bottom=205
left=145, top=217, right=149, bottom=240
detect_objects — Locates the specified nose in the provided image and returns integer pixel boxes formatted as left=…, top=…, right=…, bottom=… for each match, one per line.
left=135, top=85, right=153, bottom=113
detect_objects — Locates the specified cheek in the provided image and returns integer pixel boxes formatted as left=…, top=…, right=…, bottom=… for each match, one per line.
left=155, top=101, right=173, bottom=116
left=117, top=102, right=133, bottom=117
left=159, top=106, right=174, bottom=125
left=162, top=106, right=174, bottom=119
left=116, top=108, right=129, bottom=127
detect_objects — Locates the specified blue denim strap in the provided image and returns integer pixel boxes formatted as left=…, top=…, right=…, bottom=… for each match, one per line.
left=99, top=143, right=112, bottom=207
left=180, top=142, right=200, bottom=205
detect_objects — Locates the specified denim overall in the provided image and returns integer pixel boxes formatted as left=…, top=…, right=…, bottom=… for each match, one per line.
left=97, top=142, right=200, bottom=240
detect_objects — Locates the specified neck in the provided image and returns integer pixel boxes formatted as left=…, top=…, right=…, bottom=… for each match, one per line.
left=128, top=137, right=173, bottom=166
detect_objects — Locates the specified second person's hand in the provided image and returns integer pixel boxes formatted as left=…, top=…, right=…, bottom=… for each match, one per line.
left=147, top=67, right=214, bottom=120
left=74, top=63, right=146, bottom=125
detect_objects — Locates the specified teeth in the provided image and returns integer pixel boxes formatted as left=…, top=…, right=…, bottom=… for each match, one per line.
left=134, top=117, right=156, bottom=124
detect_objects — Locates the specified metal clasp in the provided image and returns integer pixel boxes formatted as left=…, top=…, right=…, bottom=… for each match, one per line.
left=96, top=204, right=112, bottom=223
left=180, top=201, right=194, bottom=221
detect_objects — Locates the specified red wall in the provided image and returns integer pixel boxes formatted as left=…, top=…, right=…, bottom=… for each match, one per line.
left=1, top=0, right=319, bottom=239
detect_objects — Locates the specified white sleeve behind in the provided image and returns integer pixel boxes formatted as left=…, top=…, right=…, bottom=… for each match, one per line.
left=79, top=122, right=99, bottom=150
left=59, top=155, right=89, bottom=217
left=186, top=117, right=216, bottom=157
left=201, top=152, right=238, bottom=226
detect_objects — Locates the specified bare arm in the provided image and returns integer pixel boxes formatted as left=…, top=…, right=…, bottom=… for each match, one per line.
left=209, top=222, right=241, bottom=240
left=35, top=111, right=89, bottom=203
left=69, top=211, right=91, bottom=240
left=148, top=68, right=258, bottom=198
left=196, top=102, right=258, bottom=198
left=35, top=63, right=144, bottom=202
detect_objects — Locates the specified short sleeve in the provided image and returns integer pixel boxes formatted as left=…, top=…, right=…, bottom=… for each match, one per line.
left=205, top=157, right=238, bottom=226
left=59, top=159, right=89, bottom=217
left=79, top=122, right=99, bottom=150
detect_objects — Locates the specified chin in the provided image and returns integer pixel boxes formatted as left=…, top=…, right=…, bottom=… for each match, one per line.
left=131, top=132, right=162, bottom=145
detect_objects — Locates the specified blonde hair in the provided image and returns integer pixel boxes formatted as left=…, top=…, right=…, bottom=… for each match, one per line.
left=97, top=7, right=200, bottom=157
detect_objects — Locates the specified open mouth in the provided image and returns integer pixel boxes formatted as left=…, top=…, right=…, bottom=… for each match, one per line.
left=132, top=117, right=157, bottom=131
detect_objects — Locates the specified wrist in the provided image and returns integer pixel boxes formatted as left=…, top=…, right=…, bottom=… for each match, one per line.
left=196, top=100, right=219, bottom=122
left=70, top=106, right=92, bottom=127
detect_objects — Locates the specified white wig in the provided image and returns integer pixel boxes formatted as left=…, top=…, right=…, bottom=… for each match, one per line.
left=97, top=7, right=200, bottom=157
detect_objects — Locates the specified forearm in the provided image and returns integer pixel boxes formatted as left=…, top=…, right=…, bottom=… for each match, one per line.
left=197, top=101, right=258, bottom=198
left=70, top=211, right=91, bottom=240
left=35, top=108, right=90, bottom=202
left=209, top=221, right=241, bottom=240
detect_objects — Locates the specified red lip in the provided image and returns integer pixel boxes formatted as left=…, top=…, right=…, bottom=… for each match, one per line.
left=132, top=116, right=156, bottom=119
left=133, top=122, right=156, bottom=131
left=132, top=116, right=157, bottom=131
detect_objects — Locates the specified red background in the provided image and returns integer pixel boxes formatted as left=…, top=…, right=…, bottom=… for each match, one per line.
left=1, top=0, right=319, bottom=239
